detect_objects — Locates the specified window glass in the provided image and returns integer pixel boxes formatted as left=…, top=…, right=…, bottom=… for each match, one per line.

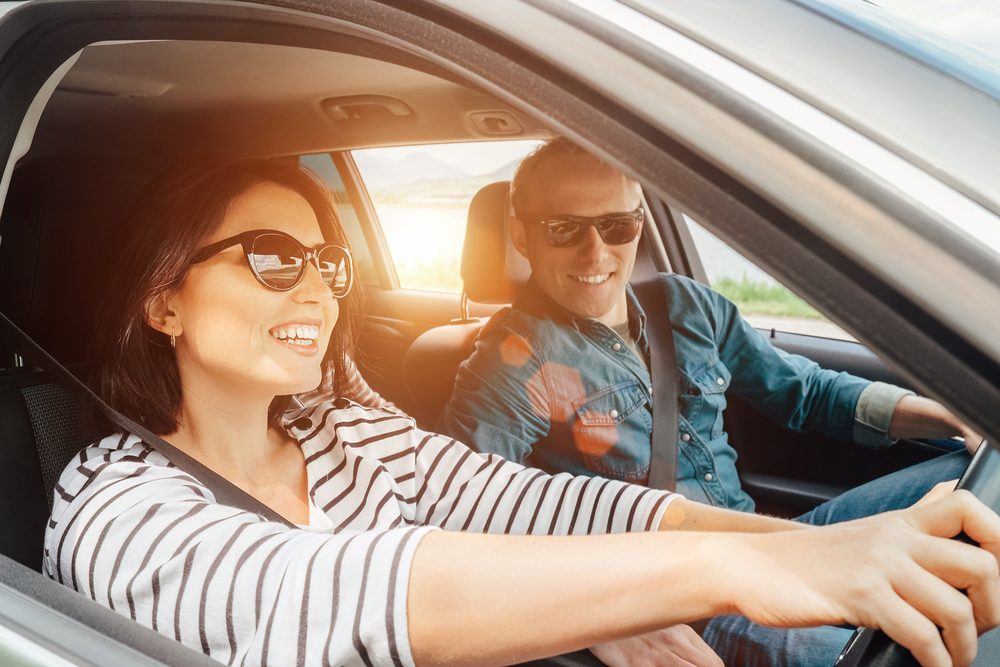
left=353, top=140, right=541, bottom=292
left=684, top=215, right=854, bottom=341
left=298, top=153, right=378, bottom=286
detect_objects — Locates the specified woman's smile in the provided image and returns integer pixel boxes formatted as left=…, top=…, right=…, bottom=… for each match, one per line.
left=268, top=319, right=323, bottom=356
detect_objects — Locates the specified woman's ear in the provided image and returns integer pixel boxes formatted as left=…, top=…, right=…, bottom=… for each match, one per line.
left=144, top=291, right=182, bottom=337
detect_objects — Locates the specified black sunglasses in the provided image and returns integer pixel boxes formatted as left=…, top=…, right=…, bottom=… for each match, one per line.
left=190, top=229, right=354, bottom=298
left=533, top=208, right=644, bottom=248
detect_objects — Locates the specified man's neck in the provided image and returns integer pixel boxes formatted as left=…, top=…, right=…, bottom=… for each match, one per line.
left=593, top=295, right=630, bottom=328
left=517, top=278, right=631, bottom=327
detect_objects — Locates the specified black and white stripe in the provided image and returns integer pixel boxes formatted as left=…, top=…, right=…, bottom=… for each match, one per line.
left=45, top=400, right=675, bottom=666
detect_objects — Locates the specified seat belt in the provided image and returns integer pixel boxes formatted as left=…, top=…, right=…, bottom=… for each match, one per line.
left=633, top=278, right=678, bottom=492
left=0, top=310, right=295, bottom=527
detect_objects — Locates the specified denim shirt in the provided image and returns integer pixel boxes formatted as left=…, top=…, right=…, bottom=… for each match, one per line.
left=437, top=274, right=909, bottom=512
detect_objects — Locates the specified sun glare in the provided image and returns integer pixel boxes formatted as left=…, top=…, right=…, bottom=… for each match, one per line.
left=353, top=140, right=541, bottom=292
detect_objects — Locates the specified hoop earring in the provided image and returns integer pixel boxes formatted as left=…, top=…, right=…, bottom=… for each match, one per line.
left=170, top=333, right=176, bottom=349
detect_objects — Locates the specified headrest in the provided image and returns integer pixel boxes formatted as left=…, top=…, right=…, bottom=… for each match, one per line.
left=0, top=157, right=156, bottom=365
left=460, top=181, right=530, bottom=304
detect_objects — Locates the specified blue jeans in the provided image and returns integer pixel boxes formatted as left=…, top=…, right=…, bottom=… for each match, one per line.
left=701, top=449, right=971, bottom=667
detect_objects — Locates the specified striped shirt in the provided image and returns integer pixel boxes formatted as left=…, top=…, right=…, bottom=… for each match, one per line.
left=44, top=399, right=675, bottom=667
left=294, top=357, right=397, bottom=411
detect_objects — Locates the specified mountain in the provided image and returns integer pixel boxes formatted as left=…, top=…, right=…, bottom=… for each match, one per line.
left=353, top=151, right=471, bottom=189
left=482, top=158, right=520, bottom=181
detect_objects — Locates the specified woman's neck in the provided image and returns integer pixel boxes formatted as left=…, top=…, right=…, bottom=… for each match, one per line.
left=165, top=377, right=287, bottom=485
left=161, top=367, right=312, bottom=525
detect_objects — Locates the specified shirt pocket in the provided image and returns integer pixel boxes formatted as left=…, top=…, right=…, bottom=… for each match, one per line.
left=572, top=380, right=650, bottom=482
left=686, top=358, right=732, bottom=438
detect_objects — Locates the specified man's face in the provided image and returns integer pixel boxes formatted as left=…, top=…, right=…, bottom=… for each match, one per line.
left=511, top=156, right=642, bottom=326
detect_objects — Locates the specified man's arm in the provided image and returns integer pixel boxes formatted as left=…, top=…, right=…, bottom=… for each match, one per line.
left=889, top=395, right=984, bottom=454
left=705, top=285, right=866, bottom=441
left=699, top=281, right=969, bottom=448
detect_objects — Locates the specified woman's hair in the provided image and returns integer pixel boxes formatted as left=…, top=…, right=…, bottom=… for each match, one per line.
left=88, top=157, right=362, bottom=435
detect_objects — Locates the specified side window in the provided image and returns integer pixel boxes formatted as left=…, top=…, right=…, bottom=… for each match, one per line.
left=684, top=215, right=854, bottom=341
left=298, top=153, right=378, bottom=286
left=352, top=140, right=541, bottom=292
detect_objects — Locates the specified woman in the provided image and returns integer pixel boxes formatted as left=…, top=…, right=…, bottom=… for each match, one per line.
left=45, top=158, right=1000, bottom=667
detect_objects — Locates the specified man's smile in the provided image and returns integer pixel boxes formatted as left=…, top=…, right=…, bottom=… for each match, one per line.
left=569, top=272, right=613, bottom=285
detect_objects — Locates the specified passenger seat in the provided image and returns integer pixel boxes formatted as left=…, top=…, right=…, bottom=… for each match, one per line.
left=402, top=181, right=529, bottom=428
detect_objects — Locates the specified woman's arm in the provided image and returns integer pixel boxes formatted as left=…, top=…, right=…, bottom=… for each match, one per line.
left=658, top=496, right=805, bottom=533
left=409, top=491, right=1000, bottom=667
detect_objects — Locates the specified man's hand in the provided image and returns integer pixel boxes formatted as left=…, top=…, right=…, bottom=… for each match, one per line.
left=889, top=395, right=984, bottom=454
left=589, top=625, right=723, bottom=667
left=718, top=490, right=1000, bottom=667
left=960, top=428, right=985, bottom=455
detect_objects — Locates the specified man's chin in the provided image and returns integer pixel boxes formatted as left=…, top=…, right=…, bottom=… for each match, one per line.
left=564, top=298, right=618, bottom=322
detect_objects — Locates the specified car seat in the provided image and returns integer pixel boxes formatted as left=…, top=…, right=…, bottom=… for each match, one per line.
left=401, top=180, right=529, bottom=428
left=0, top=156, right=155, bottom=569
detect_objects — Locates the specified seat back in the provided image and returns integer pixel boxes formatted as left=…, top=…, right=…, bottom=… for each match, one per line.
left=0, top=371, right=100, bottom=570
left=402, top=181, right=530, bottom=428
left=0, top=156, right=154, bottom=569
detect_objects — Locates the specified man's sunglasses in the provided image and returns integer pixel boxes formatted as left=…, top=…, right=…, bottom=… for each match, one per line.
left=191, top=229, right=354, bottom=298
left=533, top=208, right=644, bottom=248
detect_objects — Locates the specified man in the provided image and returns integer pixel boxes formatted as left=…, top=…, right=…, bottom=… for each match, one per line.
left=437, top=137, right=980, bottom=666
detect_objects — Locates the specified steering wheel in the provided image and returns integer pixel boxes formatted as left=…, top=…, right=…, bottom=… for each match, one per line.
left=836, top=441, right=1000, bottom=667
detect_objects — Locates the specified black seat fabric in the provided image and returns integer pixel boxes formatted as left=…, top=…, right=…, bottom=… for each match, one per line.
left=402, top=181, right=530, bottom=428
left=0, top=156, right=156, bottom=364
left=0, top=156, right=154, bottom=570
left=0, top=372, right=99, bottom=571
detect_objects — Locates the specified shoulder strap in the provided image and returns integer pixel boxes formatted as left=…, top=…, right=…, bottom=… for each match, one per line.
left=0, top=310, right=295, bottom=527
left=633, top=277, right=678, bottom=492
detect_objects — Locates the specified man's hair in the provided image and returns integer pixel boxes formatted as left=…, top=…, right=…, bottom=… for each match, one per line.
left=510, top=137, right=588, bottom=219
left=510, top=137, right=623, bottom=220
left=88, top=157, right=362, bottom=436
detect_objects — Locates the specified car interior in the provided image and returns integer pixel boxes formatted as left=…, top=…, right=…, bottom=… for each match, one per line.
left=0, top=14, right=976, bottom=664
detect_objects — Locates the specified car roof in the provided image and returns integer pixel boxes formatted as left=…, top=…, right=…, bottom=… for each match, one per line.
left=27, top=39, right=549, bottom=161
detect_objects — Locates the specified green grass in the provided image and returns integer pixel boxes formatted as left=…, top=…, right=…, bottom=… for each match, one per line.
left=713, top=277, right=823, bottom=319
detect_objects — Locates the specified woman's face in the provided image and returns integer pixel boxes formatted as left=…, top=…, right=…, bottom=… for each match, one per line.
left=169, top=182, right=339, bottom=399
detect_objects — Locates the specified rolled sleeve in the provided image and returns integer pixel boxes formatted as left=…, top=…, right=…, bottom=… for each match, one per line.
left=852, top=381, right=915, bottom=448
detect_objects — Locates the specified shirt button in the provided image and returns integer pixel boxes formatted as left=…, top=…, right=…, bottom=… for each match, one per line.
left=612, top=342, right=622, bottom=352
left=609, top=409, right=619, bottom=419
left=292, top=417, right=313, bottom=430
left=716, top=377, right=725, bottom=386
left=704, top=473, right=714, bottom=482
left=680, top=433, right=691, bottom=442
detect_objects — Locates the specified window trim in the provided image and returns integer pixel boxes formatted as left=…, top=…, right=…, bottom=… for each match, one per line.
left=333, top=151, right=400, bottom=290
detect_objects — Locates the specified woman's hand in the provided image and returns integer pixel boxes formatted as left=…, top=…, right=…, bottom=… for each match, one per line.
left=720, top=490, right=1000, bottom=667
left=589, top=626, right=723, bottom=667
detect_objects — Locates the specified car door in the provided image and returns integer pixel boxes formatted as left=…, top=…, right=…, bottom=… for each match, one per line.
left=1, top=0, right=998, bottom=664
